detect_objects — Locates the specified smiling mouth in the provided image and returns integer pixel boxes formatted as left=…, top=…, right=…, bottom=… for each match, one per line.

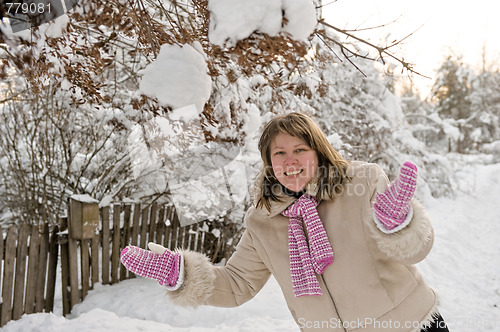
left=285, top=169, right=303, bottom=176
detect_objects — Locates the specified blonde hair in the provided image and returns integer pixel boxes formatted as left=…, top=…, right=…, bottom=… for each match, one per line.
left=256, top=112, right=349, bottom=211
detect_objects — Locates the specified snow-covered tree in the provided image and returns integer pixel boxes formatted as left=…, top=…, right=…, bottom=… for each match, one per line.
left=429, top=54, right=500, bottom=154
left=0, top=0, right=454, bottom=226
left=431, top=55, right=473, bottom=120
left=467, top=70, right=500, bottom=149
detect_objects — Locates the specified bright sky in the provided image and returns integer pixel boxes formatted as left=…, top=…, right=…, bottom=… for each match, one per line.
left=322, top=0, right=500, bottom=97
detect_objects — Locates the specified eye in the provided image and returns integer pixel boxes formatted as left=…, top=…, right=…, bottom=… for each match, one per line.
left=295, top=148, right=306, bottom=153
left=274, top=151, right=285, bottom=155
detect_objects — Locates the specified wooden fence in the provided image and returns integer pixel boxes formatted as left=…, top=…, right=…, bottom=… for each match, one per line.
left=0, top=197, right=244, bottom=326
left=0, top=223, right=59, bottom=327
left=59, top=197, right=244, bottom=316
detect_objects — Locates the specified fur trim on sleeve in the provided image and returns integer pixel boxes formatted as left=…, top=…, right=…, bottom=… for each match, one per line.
left=369, top=199, right=434, bottom=265
left=165, top=250, right=216, bottom=308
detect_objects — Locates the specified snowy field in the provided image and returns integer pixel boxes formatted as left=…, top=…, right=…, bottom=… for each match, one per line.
left=2, top=158, right=500, bottom=331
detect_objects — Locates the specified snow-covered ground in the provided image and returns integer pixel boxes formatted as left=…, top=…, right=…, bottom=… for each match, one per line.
left=3, top=158, right=500, bottom=331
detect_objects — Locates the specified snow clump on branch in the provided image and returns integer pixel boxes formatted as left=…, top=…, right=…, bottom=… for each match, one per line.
left=208, top=0, right=317, bottom=47
left=138, top=42, right=212, bottom=115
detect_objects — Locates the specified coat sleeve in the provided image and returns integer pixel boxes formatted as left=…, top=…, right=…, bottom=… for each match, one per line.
left=364, top=163, right=435, bottom=265
left=165, top=223, right=271, bottom=308
left=205, top=228, right=272, bottom=307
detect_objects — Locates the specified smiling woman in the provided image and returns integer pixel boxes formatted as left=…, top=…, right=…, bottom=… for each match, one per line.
left=256, top=112, right=349, bottom=211
left=120, top=112, right=448, bottom=332
left=270, top=133, right=319, bottom=193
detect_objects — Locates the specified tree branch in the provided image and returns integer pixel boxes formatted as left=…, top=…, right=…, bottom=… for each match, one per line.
left=317, top=19, right=431, bottom=79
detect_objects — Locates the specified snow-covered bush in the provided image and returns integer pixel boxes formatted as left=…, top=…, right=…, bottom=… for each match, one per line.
left=430, top=55, right=500, bottom=154
left=0, top=0, right=460, bottom=227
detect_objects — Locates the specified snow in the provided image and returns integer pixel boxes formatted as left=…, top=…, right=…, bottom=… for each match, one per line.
left=208, top=0, right=316, bottom=47
left=280, top=0, right=317, bottom=41
left=326, top=133, right=348, bottom=152
left=70, top=194, right=99, bottom=204
left=98, top=195, right=113, bottom=208
left=240, top=105, right=262, bottom=139
left=417, top=160, right=500, bottom=331
left=40, top=14, right=69, bottom=38
left=170, top=104, right=201, bottom=123
left=167, top=145, right=248, bottom=226
left=3, top=157, right=499, bottom=331
left=139, top=43, right=212, bottom=114
left=208, top=0, right=282, bottom=47
left=378, top=88, right=404, bottom=126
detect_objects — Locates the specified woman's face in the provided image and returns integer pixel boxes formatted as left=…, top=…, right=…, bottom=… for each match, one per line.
left=270, top=132, right=318, bottom=192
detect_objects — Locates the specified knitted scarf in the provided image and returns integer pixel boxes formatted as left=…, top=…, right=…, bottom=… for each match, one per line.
left=281, top=194, right=334, bottom=297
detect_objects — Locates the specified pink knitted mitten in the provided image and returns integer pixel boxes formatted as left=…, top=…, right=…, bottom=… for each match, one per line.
left=120, top=245, right=181, bottom=288
left=374, top=161, right=418, bottom=230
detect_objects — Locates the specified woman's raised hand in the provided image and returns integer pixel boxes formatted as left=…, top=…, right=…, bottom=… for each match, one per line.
left=374, top=161, right=418, bottom=230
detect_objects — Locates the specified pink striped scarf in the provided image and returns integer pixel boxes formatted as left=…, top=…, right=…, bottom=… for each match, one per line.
left=281, top=194, right=334, bottom=297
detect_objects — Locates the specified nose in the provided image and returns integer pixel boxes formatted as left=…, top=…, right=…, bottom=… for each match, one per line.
left=284, top=155, right=297, bottom=165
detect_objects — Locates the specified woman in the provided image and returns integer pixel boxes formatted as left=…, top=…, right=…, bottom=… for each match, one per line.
left=121, top=112, right=449, bottom=331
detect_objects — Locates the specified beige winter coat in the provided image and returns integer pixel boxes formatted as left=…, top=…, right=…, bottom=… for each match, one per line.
left=167, top=161, right=439, bottom=332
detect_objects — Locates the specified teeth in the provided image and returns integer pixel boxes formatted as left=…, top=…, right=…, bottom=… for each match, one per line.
left=286, top=170, right=302, bottom=176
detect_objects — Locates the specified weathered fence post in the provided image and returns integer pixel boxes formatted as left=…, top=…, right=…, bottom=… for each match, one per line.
left=69, top=195, right=100, bottom=240
left=62, top=194, right=99, bottom=314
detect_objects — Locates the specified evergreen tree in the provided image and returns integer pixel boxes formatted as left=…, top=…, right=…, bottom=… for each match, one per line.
left=431, top=55, right=472, bottom=120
